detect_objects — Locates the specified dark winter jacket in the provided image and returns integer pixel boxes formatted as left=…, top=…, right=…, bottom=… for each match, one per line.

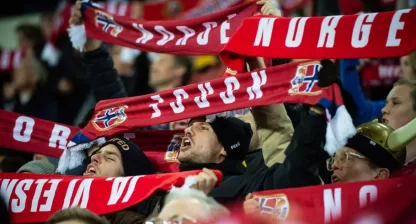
left=208, top=109, right=326, bottom=203
left=140, top=109, right=327, bottom=218
left=82, top=44, right=128, bottom=102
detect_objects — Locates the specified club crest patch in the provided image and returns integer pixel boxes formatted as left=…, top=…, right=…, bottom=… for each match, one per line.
left=289, top=62, right=322, bottom=96
left=255, top=194, right=290, bottom=220
left=94, top=10, right=123, bottom=37
left=92, top=105, right=128, bottom=131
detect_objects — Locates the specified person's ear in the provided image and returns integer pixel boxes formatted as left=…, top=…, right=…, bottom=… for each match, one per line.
left=219, top=148, right=227, bottom=157
left=375, top=168, right=390, bottom=180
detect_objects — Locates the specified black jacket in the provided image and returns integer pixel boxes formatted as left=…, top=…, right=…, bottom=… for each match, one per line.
left=139, top=110, right=327, bottom=217
left=209, top=109, right=326, bottom=204
left=82, top=44, right=128, bottom=102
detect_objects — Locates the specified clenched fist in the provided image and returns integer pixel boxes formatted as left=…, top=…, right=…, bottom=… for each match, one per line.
left=191, top=168, right=218, bottom=195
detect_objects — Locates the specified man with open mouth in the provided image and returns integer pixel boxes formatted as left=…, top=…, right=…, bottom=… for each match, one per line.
left=327, top=121, right=406, bottom=184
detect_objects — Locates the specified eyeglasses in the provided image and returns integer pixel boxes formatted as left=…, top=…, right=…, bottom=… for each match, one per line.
left=326, top=152, right=367, bottom=171
left=145, top=215, right=197, bottom=224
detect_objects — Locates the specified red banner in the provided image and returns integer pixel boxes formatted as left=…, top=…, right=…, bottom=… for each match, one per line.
left=0, top=170, right=222, bottom=223
left=82, top=0, right=258, bottom=55
left=251, top=176, right=416, bottom=223
left=360, top=58, right=401, bottom=88
left=0, top=110, right=181, bottom=173
left=78, top=61, right=340, bottom=141
left=220, top=9, right=416, bottom=72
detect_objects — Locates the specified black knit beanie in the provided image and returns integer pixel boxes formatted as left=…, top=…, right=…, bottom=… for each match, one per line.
left=99, top=136, right=156, bottom=176
left=208, top=117, right=253, bottom=161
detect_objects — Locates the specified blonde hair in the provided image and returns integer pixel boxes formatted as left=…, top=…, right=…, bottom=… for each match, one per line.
left=394, top=78, right=416, bottom=111
left=165, top=188, right=230, bottom=219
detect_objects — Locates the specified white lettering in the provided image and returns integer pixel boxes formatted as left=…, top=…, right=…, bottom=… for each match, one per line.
left=285, top=17, right=308, bottom=47
left=359, top=185, right=378, bottom=207
left=63, top=179, right=93, bottom=208
left=351, top=13, right=377, bottom=48
left=254, top=18, right=276, bottom=47
left=11, top=179, right=33, bottom=213
left=170, top=89, right=189, bottom=114
left=197, top=22, right=217, bottom=45
left=324, top=188, right=342, bottom=223
left=133, top=23, right=154, bottom=44
left=220, top=14, right=237, bottom=44
left=378, top=65, right=400, bottom=78
left=122, top=176, right=141, bottom=203
left=49, top=125, right=71, bottom=149
left=220, top=77, right=240, bottom=104
left=176, top=26, right=195, bottom=45
left=194, top=82, right=214, bottom=108
left=387, top=9, right=411, bottom=47
left=13, top=116, right=35, bottom=143
left=318, top=16, right=342, bottom=48
left=40, top=180, right=61, bottom=212
left=1, top=179, right=18, bottom=207
left=247, top=70, right=267, bottom=100
left=149, top=95, right=164, bottom=118
left=107, top=177, right=131, bottom=205
left=31, top=179, right=47, bottom=212
left=155, top=26, right=175, bottom=45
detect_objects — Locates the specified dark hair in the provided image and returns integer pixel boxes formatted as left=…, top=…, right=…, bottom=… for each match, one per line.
left=46, top=207, right=110, bottom=224
left=174, top=55, right=193, bottom=86
left=15, top=24, right=46, bottom=59
left=15, top=24, right=45, bottom=47
left=394, top=78, right=416, bottom=112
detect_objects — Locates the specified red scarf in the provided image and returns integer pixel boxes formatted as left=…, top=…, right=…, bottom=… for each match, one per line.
left=251, top=176, right=416, bottom=223
left=0, top=49, right=24, bottom=72
left=0, top=170, right=221, bottom=223
left=80, top=0, right=258, bottom=55
left=220, top=9, right=416, bottom=72
left=75, top=61, right=339, bottom=141
left=0, top=110, right=181, bottom=173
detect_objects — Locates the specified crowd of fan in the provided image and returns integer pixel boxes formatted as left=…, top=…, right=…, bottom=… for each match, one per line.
left=0, top=0, right=415, bottom=223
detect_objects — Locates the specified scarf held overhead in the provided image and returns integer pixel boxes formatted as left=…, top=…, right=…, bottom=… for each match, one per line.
left=220, top=9, right=416, bottom=72
left=0, top=110, right=181, bottom=173
left=71, top=0, right=257, bottom=54
left=72, top=60, right=352, bottom=156
left=0, top=170, right=221, bottom=223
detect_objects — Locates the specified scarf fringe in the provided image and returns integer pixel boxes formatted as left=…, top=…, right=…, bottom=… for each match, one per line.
left=324, top=105, right=356, bottom=155
left=56, top=137, right=106, bottom=174
left=170, top=176, right=198, bottom=191
left=41, top=42, right=61, bottom=67
left=120, top=47, right=141, bottom=64
left=68, top=24, right=87, bottom=52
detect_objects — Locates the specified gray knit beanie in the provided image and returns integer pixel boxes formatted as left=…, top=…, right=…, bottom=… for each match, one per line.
left=17, top=160, right=56, bottom=174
